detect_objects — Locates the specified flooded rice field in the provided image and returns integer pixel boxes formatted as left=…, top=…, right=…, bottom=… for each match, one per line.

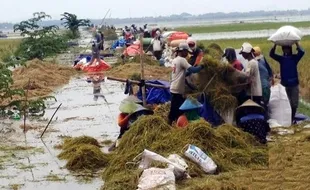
left=191, top=27, right=310, bottom=40
left=0, top=76, right=127, bottom=190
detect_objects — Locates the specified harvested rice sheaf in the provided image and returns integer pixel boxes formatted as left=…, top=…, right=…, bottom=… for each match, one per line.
left=57, top=136, right=107, bottom=172
left=102, top=116, right=268, bottom=190
left=154, top=102, right=171, bottom=122
left=196, top=54, right=239, bottom=113
left=65, top=144, right=109, bottom=171
left=61, top=136, right=100, bottom=150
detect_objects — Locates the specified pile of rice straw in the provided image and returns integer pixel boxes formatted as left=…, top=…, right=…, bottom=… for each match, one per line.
left=58, top=136, right=109, bottom=172
left=102, top=116, right=267, bottom=189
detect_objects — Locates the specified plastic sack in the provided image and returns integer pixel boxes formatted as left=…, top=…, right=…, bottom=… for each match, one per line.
left=184, top=144, right=217, bottom=174
left=268, top=84, right=292, bottom=127
left=167, top=154, right=190, bottom=180
left=123, top=44, right=141, bottom=57
left=170, top=39, right=187, bottom=48
left=167, top=32, right=189, bottom=42
left=268, top=25, right=302, bottom=46
left=137, top=167, right=176, bottom=190
left=138, top=149, right=187, bottom=176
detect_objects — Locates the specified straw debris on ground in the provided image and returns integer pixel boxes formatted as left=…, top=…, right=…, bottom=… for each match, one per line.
left=102, top=115, right=267, bottom=189
left=58, top=136, right=109, bottom=172
left=1, top=59, right=77, bottom=107
left=12, top=59, right=77, bottom=97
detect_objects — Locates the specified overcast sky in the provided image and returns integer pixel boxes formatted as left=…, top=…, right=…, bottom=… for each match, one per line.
left=1, top=0, right=309, bottom=22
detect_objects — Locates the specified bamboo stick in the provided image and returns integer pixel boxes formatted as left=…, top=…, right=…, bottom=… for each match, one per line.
left=40, top=103, right=62, bottom=138
left=106, top=76, right=169, bottom=89
left=139, top=33, right=147, bottom=106
left=24, top=79, right=30, bottom=133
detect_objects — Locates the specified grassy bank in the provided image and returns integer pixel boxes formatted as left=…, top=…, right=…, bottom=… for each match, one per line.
left=200, top=36, right=310, bottom=101
left=298, top=101, right=310, bottom=117
left=0, top=39, right=21, bottom=58
left=175, top=21, right=310, bottom=34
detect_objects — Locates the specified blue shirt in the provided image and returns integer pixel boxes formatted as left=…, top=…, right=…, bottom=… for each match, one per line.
left=258, top=57, right=273, bottom=89
left=269, top=47, right=305, bottom=87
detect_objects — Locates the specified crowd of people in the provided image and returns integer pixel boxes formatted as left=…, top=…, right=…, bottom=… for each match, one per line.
left=84, top=24, right=306, bottom=149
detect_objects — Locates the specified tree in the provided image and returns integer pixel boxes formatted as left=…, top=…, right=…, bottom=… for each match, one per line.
left=13, top=12, right=68, bottom=60
left=0, top=57, right=54, bottom=117
left=61, top=12, right=91, bottom=39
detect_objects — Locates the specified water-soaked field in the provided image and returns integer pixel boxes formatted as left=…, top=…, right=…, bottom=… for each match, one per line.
left=0, top=77, right=126, bottom=190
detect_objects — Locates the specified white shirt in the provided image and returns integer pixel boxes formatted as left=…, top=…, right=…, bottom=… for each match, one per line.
left=151, top=39, right=162, bottom=51
left=170, top=56, right=192, bottom=94
left=245, top=59, right=262, bottom=96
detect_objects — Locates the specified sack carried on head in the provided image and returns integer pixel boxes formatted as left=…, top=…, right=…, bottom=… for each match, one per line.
left=268, top=25, right=302, bottom=46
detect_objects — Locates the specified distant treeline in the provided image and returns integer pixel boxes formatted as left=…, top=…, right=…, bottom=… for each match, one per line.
left=1, top=9, right=310, bottom=29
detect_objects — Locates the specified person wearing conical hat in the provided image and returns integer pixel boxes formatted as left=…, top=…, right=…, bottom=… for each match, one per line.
left=235, top=99, right=270, bottom=144
left=176, top=98, right=203, bottom=128
left=108, top=96, right=153, bottom=151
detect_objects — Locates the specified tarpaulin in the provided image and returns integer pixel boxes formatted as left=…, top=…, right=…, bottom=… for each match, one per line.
left=137, top=80, right=171, bottom=105
left=198, top=93, right=224, bottom=126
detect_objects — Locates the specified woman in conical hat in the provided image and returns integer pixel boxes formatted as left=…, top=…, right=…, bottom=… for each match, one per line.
left=176, top=97, right=203, bottom=128
left=235, top=99, right=270, bottom=144
left=109, top=97, right=153, bottom=151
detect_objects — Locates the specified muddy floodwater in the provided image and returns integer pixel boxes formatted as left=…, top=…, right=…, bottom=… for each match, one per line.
left=0, top=76, right=127, bottom=190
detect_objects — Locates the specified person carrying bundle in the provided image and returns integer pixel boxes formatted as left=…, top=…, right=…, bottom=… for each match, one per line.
left=89, top=40, right=101, bottom=66
left=239, top=42, right=262, bottom=106
left=168, top=42, right=204, bottom=125
left=96, top=30, right=104, bottom=51
left=269, top=42, right=305, bottom=124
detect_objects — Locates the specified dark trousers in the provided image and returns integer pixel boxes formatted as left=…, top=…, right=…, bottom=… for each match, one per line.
left=153, top=51, right=162, bottom=60
left=234, top=90, right=247, bottom=106
left=168, top=93, right=185, bottom=125
left=117, top=127, right=129, bottom=139
left=262, top=87, right=271, bottom=120
left=246, top=96, right=263, bottom=106
left=285, top=86, right=299, bottom=124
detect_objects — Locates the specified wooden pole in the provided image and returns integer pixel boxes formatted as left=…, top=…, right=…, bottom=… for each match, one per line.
left=24, top=79, right=30, bottom=133
left=139, top=33, right=147, bottom=106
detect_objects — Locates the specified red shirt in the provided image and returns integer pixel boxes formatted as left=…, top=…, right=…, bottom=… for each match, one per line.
left=232, top=60, right=244, bottom=71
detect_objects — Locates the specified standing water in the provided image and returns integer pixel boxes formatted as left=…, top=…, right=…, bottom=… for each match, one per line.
left=0, top=76, right=127, bottom=190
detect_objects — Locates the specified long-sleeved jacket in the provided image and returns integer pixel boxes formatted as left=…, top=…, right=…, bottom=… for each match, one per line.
left=269, top=46, right=305, bottom=87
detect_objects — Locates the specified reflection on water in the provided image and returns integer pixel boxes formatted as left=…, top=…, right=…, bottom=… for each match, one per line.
left=0, top=77, right=126, bottom=190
